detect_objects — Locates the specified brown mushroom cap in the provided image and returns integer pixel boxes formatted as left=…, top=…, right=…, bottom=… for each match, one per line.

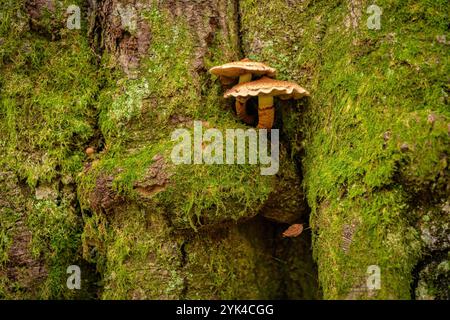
left=209, top=59, right=276, bottom=78
left=224, top=76, right=310, bottom=100
left=85, top=147, right=95, bottom=156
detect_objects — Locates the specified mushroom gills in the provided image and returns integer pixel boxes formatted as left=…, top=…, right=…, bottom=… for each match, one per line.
left=257, top=95, right=275, bottom=129
left=219, top=75, right=234, bottom=86
left=224, top=76, right=309, bottom=129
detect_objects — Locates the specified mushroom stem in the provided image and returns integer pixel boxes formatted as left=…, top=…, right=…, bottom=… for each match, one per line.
left=235, top=73, right=254, bottom=124
left=238, top=73, right=252, bottom=84
left=235, top=98, right=255, bottom=125
left=257, top=95, right=275, bottom=129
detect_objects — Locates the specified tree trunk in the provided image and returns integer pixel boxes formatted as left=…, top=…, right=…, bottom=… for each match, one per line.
left=0, top=0, right=318, bottom=299
left=0, top=0, right=448, bottom=300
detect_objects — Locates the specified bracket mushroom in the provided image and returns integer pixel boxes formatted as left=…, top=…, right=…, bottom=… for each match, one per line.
left=209, top=59, right=276, bottom=125
left=224, top=76, right=309, bottom=129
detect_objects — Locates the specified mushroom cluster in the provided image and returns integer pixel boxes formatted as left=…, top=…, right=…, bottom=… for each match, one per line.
left=209, top=59, right=309, bottom=129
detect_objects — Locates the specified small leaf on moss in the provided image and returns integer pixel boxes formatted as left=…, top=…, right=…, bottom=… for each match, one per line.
left=282, top=224, right=304, bottom=238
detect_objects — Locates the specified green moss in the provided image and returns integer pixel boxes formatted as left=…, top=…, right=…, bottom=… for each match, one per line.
left=0, top=207, right=19, bottom=267
left=82, top=200, right=281, bottom=299
left=0, top=0, right=101, bottom=187
left=241, top=0, right=449, bottom=299
left=0, top=171, right=90, bottom=299
left=78, top=6, right=275, bottom=230
left=26, top=199, right=82, bottom=299
left=0, top=0, right=100, bottom=299
left=76, top=3, right=288, bottom=299
left=4, top=0, right=445, bottom=300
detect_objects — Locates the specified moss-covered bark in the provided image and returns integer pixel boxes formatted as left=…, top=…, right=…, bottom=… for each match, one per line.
left=1, top=0, right=447, bottom=300
left=1, top=0, right=318, bottom=299
left=76, top=0, right=317, bottom=299
left=240, top=0, right=449, bottom=299
left=0, top=0, right=101, bottom=298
